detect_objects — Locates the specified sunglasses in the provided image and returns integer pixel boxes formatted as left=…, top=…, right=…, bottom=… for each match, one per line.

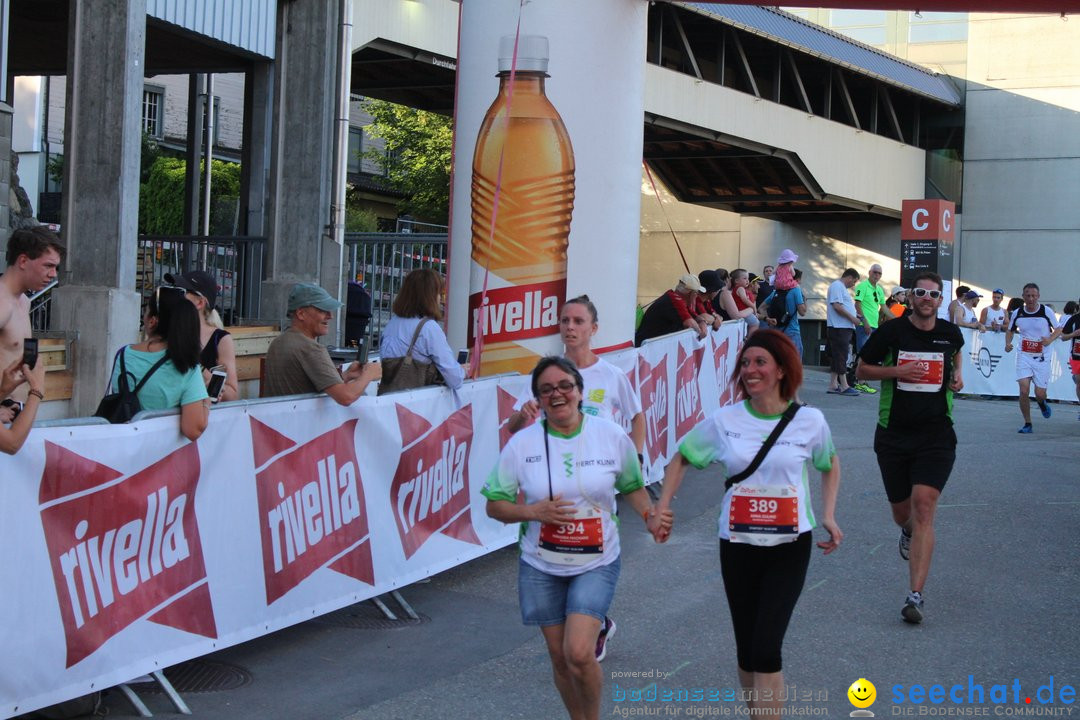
left=154, top=284, right=186, bottom=304
left=911, top=288, right=942, bottom=299
left=538, top=380, right=578, bottom=398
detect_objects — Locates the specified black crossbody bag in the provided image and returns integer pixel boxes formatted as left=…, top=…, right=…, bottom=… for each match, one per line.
left=724, top=403, right=800, bottom=490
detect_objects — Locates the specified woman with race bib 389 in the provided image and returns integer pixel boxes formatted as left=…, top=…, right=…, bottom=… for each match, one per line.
left=484, top=356, right=671, bottom=720
left=655, top=330, right=842, bottom=717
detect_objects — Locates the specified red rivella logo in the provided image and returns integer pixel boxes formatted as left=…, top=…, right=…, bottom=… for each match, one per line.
left=39, top=442, right=216, bottom=668
left=390, top=404, right=482, bottom=559
left=675, top=343, right=705, bottom=440
left=497, top=386, right=523, bottom=451
left=638, top=355, right=669, bottom=465
left=467, top=279, right=565, bottom=345
left=251, top=418, right=373, bottom=605
left=713, top=336, right=739, bottom=407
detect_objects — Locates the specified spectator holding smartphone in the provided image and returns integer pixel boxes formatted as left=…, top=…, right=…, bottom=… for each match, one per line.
left=108, top=285, right=209, bottom=441
left=166, top=270, right=239, bottom=402
left=263, top=283, right=381, bottom=403
left=0, top=354, right=46, bottom=454
left=1, top=227, right=64, bottom=407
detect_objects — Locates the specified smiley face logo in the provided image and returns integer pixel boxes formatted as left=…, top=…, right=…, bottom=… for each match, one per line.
left=848, top=678, right=877, bottom=709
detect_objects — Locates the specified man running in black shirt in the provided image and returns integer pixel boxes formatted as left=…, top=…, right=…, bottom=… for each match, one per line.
left=856, top=272, right=964, bottom=625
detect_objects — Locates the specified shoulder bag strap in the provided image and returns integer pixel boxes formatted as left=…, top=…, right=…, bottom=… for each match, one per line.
left=108, top=346, right=126, bottom=393
left=134, top=354, right=172, bottom=393
left=405, top=318, right=429, bottom=357
left=724, top=403, right=800, bottom=490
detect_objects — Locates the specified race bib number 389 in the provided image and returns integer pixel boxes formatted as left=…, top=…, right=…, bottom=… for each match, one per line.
left=728, top=484, right=799, bottom=546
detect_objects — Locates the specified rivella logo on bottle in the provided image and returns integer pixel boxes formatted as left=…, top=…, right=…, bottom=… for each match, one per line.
left=469, top=34, right=574, bottom=375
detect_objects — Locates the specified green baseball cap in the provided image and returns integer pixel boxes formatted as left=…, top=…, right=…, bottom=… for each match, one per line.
left=287, top=283, right=343, bottom=312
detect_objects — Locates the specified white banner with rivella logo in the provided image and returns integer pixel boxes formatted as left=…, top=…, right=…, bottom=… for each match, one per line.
left=0, top=322, right=746, bottom=718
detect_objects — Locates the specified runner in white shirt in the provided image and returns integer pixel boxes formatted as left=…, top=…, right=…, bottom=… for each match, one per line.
left=483, top=357, right=670, bottom=720
left=655, top=330, right=841, bottom=718
left=505, top=295, right=646, bottom=660
left=1004, top=283, right=1060, bottom=433
left=509, top=296, right=645, bottom=448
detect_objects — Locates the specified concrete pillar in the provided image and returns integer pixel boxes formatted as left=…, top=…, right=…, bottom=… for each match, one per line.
left=0, top=105, right=11, bottom=250
left=52, top=0, right=146, bottom=416
left=263, top=0, right=343, bottom=337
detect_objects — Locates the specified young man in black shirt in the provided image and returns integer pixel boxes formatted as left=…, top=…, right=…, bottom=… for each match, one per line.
left=856, top=272, right=964, bottom=625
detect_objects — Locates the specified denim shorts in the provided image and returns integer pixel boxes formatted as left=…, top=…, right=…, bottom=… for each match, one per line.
left=517, top=556, right=621, bottom=626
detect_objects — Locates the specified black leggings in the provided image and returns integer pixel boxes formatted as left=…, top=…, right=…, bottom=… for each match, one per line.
left=719, top=532, right=812, bottom=674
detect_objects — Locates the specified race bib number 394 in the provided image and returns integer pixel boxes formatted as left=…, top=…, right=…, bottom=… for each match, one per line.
left=896, top=350, right=945, bottom=392
left=728, top=484, right=799, bottom=546
left=538, top=507, right=603, bottom=566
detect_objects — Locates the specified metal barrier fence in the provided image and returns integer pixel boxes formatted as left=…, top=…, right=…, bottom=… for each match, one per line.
left=137, top=235, right=266, bottom=324
left=28, top=280, right=58, bottom=332
left=343, top=232, right=448, bottom=354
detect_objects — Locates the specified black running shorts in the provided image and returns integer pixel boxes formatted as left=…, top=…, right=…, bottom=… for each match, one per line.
left=874, top=425, right=957, bottom=503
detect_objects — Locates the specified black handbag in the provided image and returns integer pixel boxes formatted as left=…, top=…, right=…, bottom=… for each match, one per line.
left=94, top=348, right=170, bottom=424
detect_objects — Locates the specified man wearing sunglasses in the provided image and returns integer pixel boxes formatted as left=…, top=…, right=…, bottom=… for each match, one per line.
left=1004, top=283, right=1060, bottom=433
left=855, top=272, right=964, bottom=625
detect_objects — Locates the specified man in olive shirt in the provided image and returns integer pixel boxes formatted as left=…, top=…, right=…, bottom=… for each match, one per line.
left=263, top=283, right=381, bottom=403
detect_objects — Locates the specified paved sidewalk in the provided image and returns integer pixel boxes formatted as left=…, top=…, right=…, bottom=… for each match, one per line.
left=95, top=369, right=1080, bottom=720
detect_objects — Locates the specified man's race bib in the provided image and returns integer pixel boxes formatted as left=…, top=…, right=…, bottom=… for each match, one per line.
left=1072, top=338, right=1080, bottom=360
left=538, top=506, right=604, bottom=566
left=896, top=350, right=945, bottom=392
left=728, top=484, right=799, bottom=546
left=1021, top=338, right=1044, bottom=354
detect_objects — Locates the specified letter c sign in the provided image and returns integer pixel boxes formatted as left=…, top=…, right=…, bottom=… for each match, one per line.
left=901, top=199, right=956, bottom=240
left=912, top=208, right=929, bottom=231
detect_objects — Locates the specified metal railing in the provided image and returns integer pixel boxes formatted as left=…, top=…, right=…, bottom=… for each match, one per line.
left=343, top=232, right=448, bottom=353
left=29, top=280, right=59, bottom=332
left=137, top=235, right=266, bottom=324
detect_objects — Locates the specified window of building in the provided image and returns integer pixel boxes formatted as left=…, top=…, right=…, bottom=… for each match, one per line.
left=829, top=9, right=887, bottom=27
left=142, top=86, right=164, bottom=139
left=908, top=13, right=968, bottom=43
left=348, top=127, right=363, bottom=174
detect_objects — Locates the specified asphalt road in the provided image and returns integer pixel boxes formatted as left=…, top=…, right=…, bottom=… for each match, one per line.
left=93, top=369, right=1080, bottom=720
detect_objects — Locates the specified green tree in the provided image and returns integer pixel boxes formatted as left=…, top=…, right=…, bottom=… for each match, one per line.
left=139, top=156, right=242, bottom=235
left=362, top=99, right=452, bottom=225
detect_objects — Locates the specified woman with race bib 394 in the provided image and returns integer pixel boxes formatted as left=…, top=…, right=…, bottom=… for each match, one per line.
left=484, top=356, right=671, bottom=720
left=655, top=330, right=842, bottom=717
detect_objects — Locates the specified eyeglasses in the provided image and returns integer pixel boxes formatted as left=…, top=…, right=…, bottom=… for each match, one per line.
left=538, top=380, right=577, bottom=397
left=911, top=288, right=942, bottom=299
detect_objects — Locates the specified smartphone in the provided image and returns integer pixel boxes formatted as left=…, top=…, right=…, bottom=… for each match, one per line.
left=206, top=366, right=227, bottom=403
left=457, top=348, right=469, bottom=365
left=22, top=338, right=38, bottom=369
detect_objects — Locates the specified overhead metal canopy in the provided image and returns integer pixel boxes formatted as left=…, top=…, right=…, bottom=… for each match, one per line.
left=350, top=39, right=457, bottom=114
left=764, top=0, right=1080, bottom=11
left=644, top=117, right=892, bottom=223
left=8, top=0, right=266, bottom=76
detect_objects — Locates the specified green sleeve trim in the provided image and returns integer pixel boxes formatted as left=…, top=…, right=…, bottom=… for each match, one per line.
left=480, top=486, right=516, bottom=503
left=614, top=447, right=644, bottom=494
left=811, top=436, right=836, bottom=472
left=678, top=433, right=716, bottom=469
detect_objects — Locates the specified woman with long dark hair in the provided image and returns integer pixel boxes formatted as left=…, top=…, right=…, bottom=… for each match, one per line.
left=109, top=285, right=209, bottom=440
left=656, top=330, right=841, bottom=717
